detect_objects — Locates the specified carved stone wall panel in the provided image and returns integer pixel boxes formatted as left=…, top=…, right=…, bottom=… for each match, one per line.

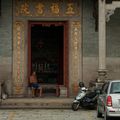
left=13, top=21, right=25, bottom=95
left=71, top=21, right=81, bottom=82
left=14, top=0, right=80, bottom=17
left=69, top=21, right=82, bottom=95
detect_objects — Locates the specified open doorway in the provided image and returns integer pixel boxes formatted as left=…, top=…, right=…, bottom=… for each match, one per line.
left=28, top=21, right=68, bottom=89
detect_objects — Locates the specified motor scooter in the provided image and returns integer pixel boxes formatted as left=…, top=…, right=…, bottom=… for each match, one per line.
left=80, top=89, right=100, bottom=109
left=71, top=82, right=88, bottom=111
left=72, top=85, right=100, bottom=111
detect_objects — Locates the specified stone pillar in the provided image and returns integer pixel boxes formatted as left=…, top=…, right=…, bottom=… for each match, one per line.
left=98, top=0, right=107, bottom=83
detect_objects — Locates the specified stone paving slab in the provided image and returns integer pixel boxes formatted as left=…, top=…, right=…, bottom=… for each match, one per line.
left=0, top=98, right=119, bottom=120
left=0, top=109, right=103, bottom=120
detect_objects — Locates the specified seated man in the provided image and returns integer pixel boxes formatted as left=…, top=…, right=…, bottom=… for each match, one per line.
left=30, top=71, right=41, bottom=97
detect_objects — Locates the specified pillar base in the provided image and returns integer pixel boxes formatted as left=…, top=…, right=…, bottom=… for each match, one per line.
left=97, top=69, right=107, bottom=83
left=59, top=86, right=67, bottom=97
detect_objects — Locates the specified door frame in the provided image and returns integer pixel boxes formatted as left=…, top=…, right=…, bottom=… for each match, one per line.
left=28, top=21, right=69, bottom=89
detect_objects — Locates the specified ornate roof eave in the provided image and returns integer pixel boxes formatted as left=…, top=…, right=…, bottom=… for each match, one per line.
left=106, top=0, right=120, bottom=4
left=106, top=0, right=120, bottom=21
left=92, top=0, right=120, bottom=31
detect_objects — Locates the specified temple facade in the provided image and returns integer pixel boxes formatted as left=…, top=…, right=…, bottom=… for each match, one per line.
left=0, top=0, right=120, bottom=98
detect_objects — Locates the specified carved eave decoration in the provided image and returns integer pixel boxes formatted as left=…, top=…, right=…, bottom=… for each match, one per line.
left=106, top=0, right=120, bottom=4
left=106, top=0, right=120, bottom=22
left=92, top=0, right=120, bottom=31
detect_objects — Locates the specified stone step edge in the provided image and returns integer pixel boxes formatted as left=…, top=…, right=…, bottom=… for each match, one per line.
left=0, top=104, right=72, bottom=109
left=0, top=102, right=72, bottom=109
left=0, top=106, right=71, bottom=109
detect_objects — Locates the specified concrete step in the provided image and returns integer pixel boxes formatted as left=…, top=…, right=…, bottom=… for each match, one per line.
left=0, top=98, right=73, bottom=109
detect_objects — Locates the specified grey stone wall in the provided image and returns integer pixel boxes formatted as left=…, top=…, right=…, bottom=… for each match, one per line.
left=82, top=0, right=98, bottom=86
left=106, top=8, right=120, bottom=81
left=107, top=8, right=120, bottom=57
left=83, top=0, right=120, bottom=86
left=83, top=0, right=98, bottom=57
left=0, top=0, right=12, bottom=95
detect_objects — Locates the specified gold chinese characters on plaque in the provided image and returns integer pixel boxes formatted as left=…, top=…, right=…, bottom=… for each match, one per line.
left=15, top=0, right=80, bottom=17
left=35, top=3, right=45, bottom=16
left=50, top=3, right=60, bottom=16
left=66, top=3, right=75, bottom=15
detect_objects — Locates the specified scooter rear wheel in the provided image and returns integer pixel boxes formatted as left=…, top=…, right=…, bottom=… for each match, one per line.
left=72, top=103, right=80, bottom=111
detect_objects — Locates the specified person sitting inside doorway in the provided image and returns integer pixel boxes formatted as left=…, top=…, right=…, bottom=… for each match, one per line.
left=30, top=71, right=41, bottom=97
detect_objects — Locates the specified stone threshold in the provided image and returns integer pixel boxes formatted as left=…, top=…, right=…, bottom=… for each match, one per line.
left=0, top=98, right=73, bottom=109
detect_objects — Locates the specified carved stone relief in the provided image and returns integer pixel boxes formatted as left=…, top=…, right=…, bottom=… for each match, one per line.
left=71, top=21, right=81, bottom=81
left=13, top=21, right=25, bottom=95
left=70, top=21, right=81, bottom=95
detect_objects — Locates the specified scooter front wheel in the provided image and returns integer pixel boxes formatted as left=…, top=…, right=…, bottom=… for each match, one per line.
left=72, top=102, right=80, bottom=111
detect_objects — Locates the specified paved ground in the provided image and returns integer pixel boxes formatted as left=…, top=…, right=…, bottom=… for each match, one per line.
left=0, top=109, right=103, bottom=120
